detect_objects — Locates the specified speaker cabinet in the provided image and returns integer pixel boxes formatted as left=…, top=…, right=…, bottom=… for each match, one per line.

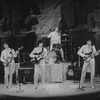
left=18, top=68, right=34, bottom=83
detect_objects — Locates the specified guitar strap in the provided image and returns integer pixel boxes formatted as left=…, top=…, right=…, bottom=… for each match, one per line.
left=90, top=45, right=93, bottom=57
left=9, top=48, right=14, bottom=61
left=91, top=45, right=93, bottom=52
left=37, top=47, right=44, bottom=55
left=87, top=45, right=93, bottom=55
left=39, top=47, right=44, bottom=57
left=41, top=47, right=44, bottom=53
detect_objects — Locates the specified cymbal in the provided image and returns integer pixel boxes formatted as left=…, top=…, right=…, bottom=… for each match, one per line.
left=61, top=40, right=70, bottom=42
left=61, top=34, right=69, bottom=36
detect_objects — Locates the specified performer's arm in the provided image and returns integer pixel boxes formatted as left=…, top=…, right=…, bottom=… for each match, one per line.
left=77, top=46, right=85, bottom=58
left=41, top=32, right=52, bottom=38
left=29, top=48, right=37, bottom=58
left=93, top=46, right=100, bottom=56
left=0, top=51, right=6, bottom=62
left=12, top=49, right=18, bottom=58
left=47, top=32, right=52, bottom=38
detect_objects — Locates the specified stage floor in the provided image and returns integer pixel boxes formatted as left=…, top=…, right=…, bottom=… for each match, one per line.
left=0, top=77, right=100, bottom=99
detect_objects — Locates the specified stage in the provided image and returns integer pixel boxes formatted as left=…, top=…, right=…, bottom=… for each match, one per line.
left=0, top=77, right=100, bottom=100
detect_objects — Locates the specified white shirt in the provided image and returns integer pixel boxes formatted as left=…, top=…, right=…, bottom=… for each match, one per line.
left=48, top=31, right=61, bottom=44
left=77, top=44, right=96, bottom=58
left=30, top=47, right=47, bottom=58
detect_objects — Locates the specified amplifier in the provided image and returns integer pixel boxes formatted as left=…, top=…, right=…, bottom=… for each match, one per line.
left=18, top=67, right=34, bottom=83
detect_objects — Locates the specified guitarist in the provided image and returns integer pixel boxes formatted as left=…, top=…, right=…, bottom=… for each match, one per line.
left=77, top=39, right=100, bottom=89
left=29, top=40, right=47, bottom=89
left=0, top=43, right=18, bottom=88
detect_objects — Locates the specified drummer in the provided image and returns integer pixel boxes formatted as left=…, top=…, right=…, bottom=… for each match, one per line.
left=41, top=27, right=61, bottom=50
left=47, top=27, right=61, bottom=50
left=42, top=27, right=65, bottom=61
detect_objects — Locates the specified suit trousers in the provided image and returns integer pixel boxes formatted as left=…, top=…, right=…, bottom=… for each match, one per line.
left=34, top=59, right=45, bottom=87
left=4, top=59, right=15, bottom=87
left=80, top=58, right=95, bottom=87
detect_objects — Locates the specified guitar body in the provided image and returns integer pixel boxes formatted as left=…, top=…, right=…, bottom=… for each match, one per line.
left=31, top=52, right=44, bottom=64
left=83, top=50, right=100, bottom=63
left=83, top=51, right=93, bottom=63
left=83, top=56, right=92, bottom=63
left=3, top=46, right=24, bottom=67
left=31, top=57, right=40, bottom=64
left=3, top=57, right=12, bottom=67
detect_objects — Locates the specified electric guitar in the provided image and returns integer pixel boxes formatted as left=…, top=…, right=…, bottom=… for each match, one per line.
left=3, top=46, right=24, bottom=67
left=83, top=50, right=100, bottom=62
left=31, top=52, right=45, bottom=64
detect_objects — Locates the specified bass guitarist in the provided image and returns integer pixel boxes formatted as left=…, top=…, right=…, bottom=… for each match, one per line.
left=77, top=39, right=100, bottom=89
left=0, top=43, right=18, bottom=88
left=29, top=40, right=47, bottom=89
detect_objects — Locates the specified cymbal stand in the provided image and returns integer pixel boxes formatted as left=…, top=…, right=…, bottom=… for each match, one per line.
left=69, top=30, right=73, bottom=61
left=69, top=30, right=74, bottom=74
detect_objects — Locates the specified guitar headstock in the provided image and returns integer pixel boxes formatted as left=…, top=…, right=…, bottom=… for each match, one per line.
left=18, top=46, right=24, bottom=51
left=98, top=50, right=100, bottom=53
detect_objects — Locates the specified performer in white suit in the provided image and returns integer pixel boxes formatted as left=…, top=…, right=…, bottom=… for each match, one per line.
left=0, top=43, right=18, bottom=88
left=47, top=27, right=61, bottom=50
left=30, top=40, right=47, bottom=89
left=77, top=39, right=100, bottom=89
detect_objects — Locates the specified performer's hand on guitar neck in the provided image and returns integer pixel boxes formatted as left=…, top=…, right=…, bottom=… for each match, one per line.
left=16, top=50, right=19, bottom=55
left=15, top=46, right=24, bottom=56
left=94, top=50, right=100, bottom=56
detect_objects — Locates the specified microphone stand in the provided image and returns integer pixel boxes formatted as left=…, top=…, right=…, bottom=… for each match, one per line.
left=76, top=47, right=84, bottom=91
left=16, top=51, right=24, bottom=93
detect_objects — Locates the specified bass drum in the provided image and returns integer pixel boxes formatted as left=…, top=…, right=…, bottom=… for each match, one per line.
left=45, top=50, right=57, bottom=64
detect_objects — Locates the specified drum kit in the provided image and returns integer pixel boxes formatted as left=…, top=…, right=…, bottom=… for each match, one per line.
left=45, top=44, right=64, bottom=64
left=45, top=50, right=57, bottom=64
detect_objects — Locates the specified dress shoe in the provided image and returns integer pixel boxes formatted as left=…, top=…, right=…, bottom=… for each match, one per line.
left=33, top=86, right=37, bottom=90
left=42, top=85, right=45, bottom=89
left=91, top=86, right=95, bottom=89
